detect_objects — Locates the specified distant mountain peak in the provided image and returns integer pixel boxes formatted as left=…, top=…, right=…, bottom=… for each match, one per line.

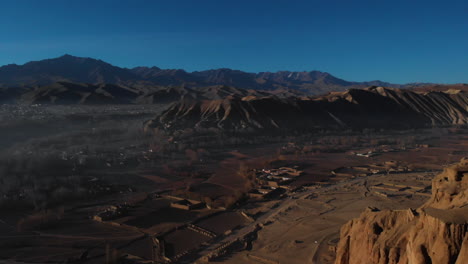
left=59, top=54, right=76, bottom=58
left=54, top=54, right=108, bottom=64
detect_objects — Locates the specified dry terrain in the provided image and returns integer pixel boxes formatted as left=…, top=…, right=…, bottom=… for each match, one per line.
left=207, top=133, right=468, bottom=264
left=0, top=102, right=466, bottom=264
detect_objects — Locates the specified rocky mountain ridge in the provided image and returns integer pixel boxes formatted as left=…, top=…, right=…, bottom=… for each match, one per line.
left=0, top=55, right=443, bottom=95
left=145, top=86, right=468, bottom=133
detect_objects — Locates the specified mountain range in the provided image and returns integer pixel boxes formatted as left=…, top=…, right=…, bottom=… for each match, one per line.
left=1, top=54, right=467, bottom=133
left=0, top=54, right=436, bottom=95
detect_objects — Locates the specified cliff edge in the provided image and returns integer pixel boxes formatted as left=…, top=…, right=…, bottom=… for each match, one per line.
left=335, top=158, right=468, bottom=264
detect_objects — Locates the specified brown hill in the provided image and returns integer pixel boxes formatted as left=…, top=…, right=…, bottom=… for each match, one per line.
left=334, top=158, right=468, bottom=264
left=409, top=83, right=468, bottom=93
left=19, top=82, right=141, bottom=104
left=145, top=87, right=467, bottom=133
left=10, top=82, right=285, bottom=105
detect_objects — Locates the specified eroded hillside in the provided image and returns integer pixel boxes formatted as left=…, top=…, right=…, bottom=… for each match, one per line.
left=146, top=87, right=468, bottom=133
left=335, top=158, right=468, bottom=264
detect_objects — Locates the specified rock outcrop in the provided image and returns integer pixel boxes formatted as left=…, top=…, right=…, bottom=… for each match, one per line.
left=335, top=158, right=468, bottom=264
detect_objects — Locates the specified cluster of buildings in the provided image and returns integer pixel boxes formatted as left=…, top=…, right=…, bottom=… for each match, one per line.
left=248, top=166, right=302, bottom=199
left=169, top=198, right=206, bottom=210
left=93, top=204, right=129, bottom=222
left=88, top=165, right=305, bottom=262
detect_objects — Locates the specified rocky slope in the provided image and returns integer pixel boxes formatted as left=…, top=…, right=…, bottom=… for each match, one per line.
left=145, top=87, right=467, bottom=133
left=334, top=158, right=468, bottom=264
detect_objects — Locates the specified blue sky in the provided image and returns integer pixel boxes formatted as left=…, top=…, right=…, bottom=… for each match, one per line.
left=0, top=0, right=467, bottom=84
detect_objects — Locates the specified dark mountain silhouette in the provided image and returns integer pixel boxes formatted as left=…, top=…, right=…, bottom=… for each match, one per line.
left=0, top=55, right=433, bottom=95
left=0, top=55, right=138, bottom=87
left=1, top=55, right=465, bottom=107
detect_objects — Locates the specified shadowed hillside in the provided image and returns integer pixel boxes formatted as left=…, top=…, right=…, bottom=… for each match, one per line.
left=145, top=87, right=468, bottom=133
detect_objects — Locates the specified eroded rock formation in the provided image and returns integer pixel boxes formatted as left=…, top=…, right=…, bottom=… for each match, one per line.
left=335, top=158, right=468, bottom=264
left=146, top=87, right=468, bottom=133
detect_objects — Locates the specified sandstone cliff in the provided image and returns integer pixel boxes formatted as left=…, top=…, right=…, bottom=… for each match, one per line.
left=335, top=158, right=468, bottom=264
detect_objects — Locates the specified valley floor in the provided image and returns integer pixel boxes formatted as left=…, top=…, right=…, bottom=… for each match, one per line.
left=207, top=133, right=468, bottom=264
left=0, top=126, right=466, bottom=264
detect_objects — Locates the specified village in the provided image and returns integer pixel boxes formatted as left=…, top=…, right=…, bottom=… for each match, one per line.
left=2, top=122, right=462, bottom=264
left=87, top=165, right=305, bottom=263
left=2, top=129, right=466, bottom=264
left=84, top=158, right=436, bottom=263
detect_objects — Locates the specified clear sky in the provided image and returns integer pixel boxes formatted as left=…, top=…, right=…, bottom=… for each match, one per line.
left=0, top=0, right=467, bottom=84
